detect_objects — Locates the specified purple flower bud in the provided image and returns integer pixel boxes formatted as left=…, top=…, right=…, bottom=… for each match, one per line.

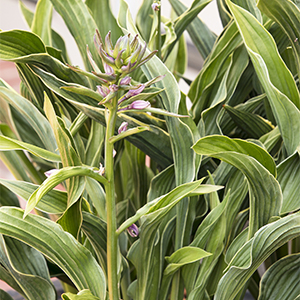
left=152, top=3, right=160, bottom=11
left=44, top=169, right=59, bottom=177
left=118, top=84, right=145, bottom=104
left=127, top=224, right=139, bottom=237
left=109, top=84, right=119, bottom=93
left=129, top=100, right=150, bottom=110
left=120, top=76, right=131, bottom=86
left=118, top=122, right=128, bottom=134
left=97, top=85, right=110, bottom=97
left=104, top=63, right=114, bottom=75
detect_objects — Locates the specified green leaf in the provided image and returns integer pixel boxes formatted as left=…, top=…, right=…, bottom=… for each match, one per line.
left=85, top=0, right=122, bottom=43
left=49, top=0, right=101, bottom=71
left=0, top=236, right=56, bottom=300
left=0, top=87, right=57, bottom=153
left=0, top=183, right=20, bottom=207
left=85, top=177, right=106, bottom=220
left=0, top=207, right=106, bottom=299
left=81, top=212, right=107, bottom=274
left=223, top=104, right=274, bottom=138
left=117, top=179, right=221, bottom=237
left=0, top=178, right=66, bottom=214
left=164, top=0, right=212, bottom=60
left=258, top=253, right=300, bottom=300
left=136, top=0, right=154, bottom=42
left=31, top=0, right=53, bottom=46
left=189, top=21, right=242, bottom=122
left=214, top=212, right=300, bottom=300
left=202, top=45, right=249, bottom=135
left=0, top=290, right=14, bottom=300
left=164, top=246, right=211, bottom=276
left=62, top=289, right=101, bottom=300
left=258, top=0, right=300, bottom=79
left=147, top=164, right=175, bottom=202
left=277, top=152, right=300, bottom=214
left=44, top=95, right=85, bottom=236
left=226, top=0, right=300, bottom=155
left=0, top=30, right=46, bottom=59
left=24, top=166, right=108, bottom=217
left=169, top=0, right=216, bottom=59
left=0, top=135, right=61, bottom=162
left=193, top=135, right=281, bottom=237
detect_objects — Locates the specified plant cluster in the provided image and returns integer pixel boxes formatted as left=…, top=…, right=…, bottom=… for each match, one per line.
left=0, top=0, right=300, bottom=300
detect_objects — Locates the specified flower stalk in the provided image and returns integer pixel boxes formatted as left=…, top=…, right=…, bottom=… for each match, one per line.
left=69, top=30, right=164, bottom=299
left=104, top=101, right=119, bottom=300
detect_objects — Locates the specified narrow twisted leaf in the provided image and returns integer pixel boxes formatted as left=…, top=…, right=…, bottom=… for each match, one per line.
left=169, top=0, right=216, bottom=59
left=85, top=0, right=122, bottom=43
left=164, top=0, right=212, bottom=60
left=0, top=178, right=66, bottom=214
left=258, top=253, right=300, bottom=300
left=49, top=0, right=101, bottom=71
left=258, top=0, right=300, bottom=79
left=118, top=180, right=222, bottom=235
left=223, top=104, right=274, bottom=138
left=226, top=0, right=300, bottom=155
left=0, top=207, right=106, bottom=299
left=0, top=135, right=61, bottom=162
left=24, top=166, right=108, bottom=217
left=44, top=95, right=85, bottom=237
left=193, top=135, right=281, bottom=237
left=0, top=87, right=57, bottom=152
left=31, top=0, right=53, bottom=46
left=215, top=212, right=300, bottom=300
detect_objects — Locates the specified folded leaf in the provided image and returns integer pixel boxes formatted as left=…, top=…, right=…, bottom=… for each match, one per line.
left=258, top=253, right=300, bottom=300
left=193, top=135, right=281, bottom=237
left=215, top=212, right=300, bottom=300
left=0, top=207, right=106, bottom=299
left=226, top=0, right=300, bottom=155
left=164, top=246, right=211, bottom=276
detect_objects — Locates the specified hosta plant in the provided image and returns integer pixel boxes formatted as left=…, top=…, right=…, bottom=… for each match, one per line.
left=0, top=0, right=300, bottom=299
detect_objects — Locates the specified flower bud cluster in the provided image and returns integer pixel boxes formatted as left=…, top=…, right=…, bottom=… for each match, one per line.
left=69, top=31, right=164, bottom=120
left=94, top=30, right=157, bottom=78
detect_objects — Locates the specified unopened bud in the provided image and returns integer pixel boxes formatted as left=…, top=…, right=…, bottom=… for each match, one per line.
left=152, top=3, right=160, bottom=11
left=129, top=100, right=150, bottom=110
left=127, top=223, right=139, bottom=237
left=97, top=85, right=110, bottom=97
left=45, top=169, right=59, bottom=177
left=118, top=122, right=128, bottom=134
left=120, top=76, right=131, bottom=86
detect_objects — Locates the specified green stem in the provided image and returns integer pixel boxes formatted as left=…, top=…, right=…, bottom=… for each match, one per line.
left=104, top=105, right=119, bottom=300
left=156, top=2, right=162, bottom=58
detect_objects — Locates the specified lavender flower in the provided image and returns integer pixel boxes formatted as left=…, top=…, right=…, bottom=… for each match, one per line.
left=127, top=224, right=139, bottom=237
